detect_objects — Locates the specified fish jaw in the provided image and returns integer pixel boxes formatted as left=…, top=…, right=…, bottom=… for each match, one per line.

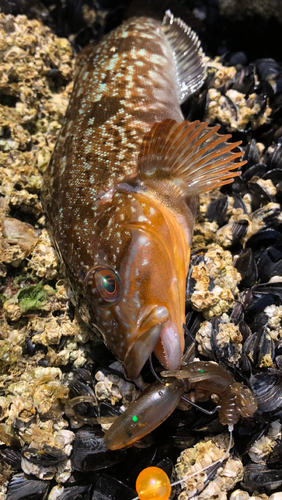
left=153, top=319, right=183, bottom=371
left=123, top=305, right=182, bottom=379
left=114, top=189, right=191, bottom=379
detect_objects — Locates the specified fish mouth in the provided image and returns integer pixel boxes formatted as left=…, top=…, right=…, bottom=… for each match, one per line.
left=123, top=306, right=169, bottom=380
left=124, top=306, right=181, bottom=380
left=153, top=320, right=182, bottom=372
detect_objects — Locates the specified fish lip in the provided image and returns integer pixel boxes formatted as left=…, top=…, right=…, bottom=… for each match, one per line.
left=138, top=305, right=170, bottom=334
left=123, top=322, right=165, bottom=380
left=123, top=307, right=170, bottom=379
left=153, top=320, right=182, bottom=371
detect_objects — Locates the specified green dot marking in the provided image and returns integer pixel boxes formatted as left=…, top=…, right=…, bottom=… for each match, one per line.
left=200, top=369, right=205, bottom=373
left=132, top=415, right=138, bottom=422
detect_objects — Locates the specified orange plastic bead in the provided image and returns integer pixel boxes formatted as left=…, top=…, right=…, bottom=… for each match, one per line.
left=136, top=466, right=171, bottom=500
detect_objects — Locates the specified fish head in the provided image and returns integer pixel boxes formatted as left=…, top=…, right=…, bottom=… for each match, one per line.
left=80, top=186, right=192, bottom=380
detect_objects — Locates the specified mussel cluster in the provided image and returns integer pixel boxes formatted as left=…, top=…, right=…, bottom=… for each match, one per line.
left=1, top=8, right=282, bottom=500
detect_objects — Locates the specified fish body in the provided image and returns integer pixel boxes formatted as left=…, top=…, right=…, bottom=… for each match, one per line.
left=42, top=11, right=244, bottom=379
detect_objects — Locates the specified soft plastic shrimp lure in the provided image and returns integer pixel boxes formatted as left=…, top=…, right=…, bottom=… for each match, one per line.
left=104, top=360, right=258, bottom=450
left=67, top=361, right=257, bottom=499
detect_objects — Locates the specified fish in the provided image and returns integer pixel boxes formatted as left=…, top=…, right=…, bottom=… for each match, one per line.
left=42, top=9, right=245, bottom=380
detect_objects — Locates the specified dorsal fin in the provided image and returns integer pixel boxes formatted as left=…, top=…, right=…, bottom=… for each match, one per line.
left=161, top=10, right=206, bottom=104
left=138, top=119, right=246, bottom=197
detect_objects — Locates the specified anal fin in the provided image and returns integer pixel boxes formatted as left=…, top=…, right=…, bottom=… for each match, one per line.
left=138, top=119, right=246, bottom=197
left=162, top=10, right=206, bottom=103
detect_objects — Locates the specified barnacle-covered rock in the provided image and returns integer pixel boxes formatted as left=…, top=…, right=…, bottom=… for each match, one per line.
left=215, top=317, right=243, bottom=365
left=0, top=217, right=38, bottom=267
left=29, top=310, right=91, bottom=367
left=243, top=203, right=282, bottom=245
left=196, top=314, right=242, bottom=364
left=0, top=12, right=73, bottom=230
left=248, top=421, right=281, bottom=463
left=264, top=304, right=282, bottom=339
left=21, top=444, right=72, bottom=481
left=5, top=367, right=69, bottom=428
left=0, top=326, right=27, bottom=371
left=175, top=434, right=243, bottom=500
left=95, top=370, right=140, bottom=406
left=190, top=244, right=241, bottom=318
left=195, top=320, right=213, bottom=357
left=26, top=229, right=60, bottom=280
left=207, top=87, right=271, bottom=132
left=230, top=490, right=268, bottom=499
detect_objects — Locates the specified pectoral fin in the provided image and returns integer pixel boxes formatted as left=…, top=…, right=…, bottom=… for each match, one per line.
left=138, top=119, right=246, bottom=196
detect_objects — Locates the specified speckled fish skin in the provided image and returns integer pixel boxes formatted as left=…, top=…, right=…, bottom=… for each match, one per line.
left=42, top=13, right=243, bottom=380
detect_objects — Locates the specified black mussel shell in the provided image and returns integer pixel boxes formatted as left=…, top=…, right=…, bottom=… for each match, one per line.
left=243, top=139, right=261, bottom=168
left=249, top=370, right=282, bottom=413
left=276, top=355, right=282, bottom=370
left=238, top=319, right=252, bottom=341
left=255, top=58, right=282, bottom=82
left=230, top=175, right=248, bottom=195
left=182, top=89, right=208, bottom=121
left=226, top=219, right=249, bottom=248
left=268, top=144, right=282, bottom=170
left=235, top=248, right=258, bottom=289
left=67, top=382, right=98, bottom=419
left=238, top=352, right=252, bottom=377
left=210, top=317, right=240, bottom=363
left=242, top=463, right=282, bottom=492
left=206, top=196, right=228, bottom=226
left=256, top=79, right=275, bottom=100
left=243, top=327, right=275, bottom=368
left=155, top=457, right=174, bottom=478
left=72, top=368, right=96, bottom=386
left=252, top=282, right=282, bottom=299
left=6, top=473, right=50, bottom=500
left=262, top=168, right=282, bottom=183
left=233, top=418, right=267, bottom=456
left=245, top=230, right=282, bottom=255
left=22, top=445, right=68, bottom=466
left=72, top=428, right=126, bottom=472
left=244, top=310, right=268, bottom=334
left=242, top=163, right=267, bottom=182
left=170, top=428, right=198, bottom=450
left=1, top=449, right=21, bottom=469
left=219, top=51, right=247, bottom=67
left=99, top=401, right=121, bottom=418
left=257, top=246, right=282, bottom=282
left=230, top=65, right=256, bottom=94
left=68, top=379, right=96, bottom=399
left=92, top=473, right=136, bottom=500
left=88, top=339, right=116, bottom=367
left=57, top=485, right=92, bottom=500
left=247, top=182, right=273, bottom=211
left=230, top=301, right=244, bottom=324
left=186, top=251, right=206, bottom=298
left=232, top=193, right=248, bottom=212
left=267, top=440, right=282, bottom=470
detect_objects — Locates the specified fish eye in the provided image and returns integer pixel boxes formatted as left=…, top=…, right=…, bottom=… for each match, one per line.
left=86, top=267, right=121, bottom=305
